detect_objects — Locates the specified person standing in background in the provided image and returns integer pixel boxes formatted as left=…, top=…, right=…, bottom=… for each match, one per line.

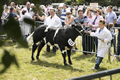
left=61, top=4, right=67, bottom=27
left=106, top=5, right=117, bottom=28
left=89, top=8, right=103, bottom=54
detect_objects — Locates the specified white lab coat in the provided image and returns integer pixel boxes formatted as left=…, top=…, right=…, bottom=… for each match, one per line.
left=19, top=13, right=32, bottom=35
left=90, top=27, right=112, bottom=58
left=44, top=15, right=62, bottom=28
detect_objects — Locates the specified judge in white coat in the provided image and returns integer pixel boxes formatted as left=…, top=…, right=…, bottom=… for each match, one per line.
left=88, top=19, right=112, bottom=69
left=20, top=2, right=34, bottom=18
left=19, top=10, right=32, bottom=42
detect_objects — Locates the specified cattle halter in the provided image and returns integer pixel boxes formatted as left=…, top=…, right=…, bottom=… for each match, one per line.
left=74, top=28, right=84, bottom=36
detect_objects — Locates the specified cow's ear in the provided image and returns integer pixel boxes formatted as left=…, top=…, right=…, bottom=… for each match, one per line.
left=72, top=24, right=75, bottom=28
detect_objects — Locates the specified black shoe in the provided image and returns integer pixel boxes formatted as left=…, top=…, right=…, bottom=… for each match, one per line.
left=92, top=67, right=99, bottom=70
left=75, top=47, right=78, bottom=50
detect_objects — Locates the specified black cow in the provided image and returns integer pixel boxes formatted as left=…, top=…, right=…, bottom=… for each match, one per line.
left=28, top=24, right=86, bottom=65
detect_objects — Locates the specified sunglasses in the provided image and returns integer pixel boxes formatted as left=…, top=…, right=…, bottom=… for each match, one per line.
left=94, top=11, right=97, bottom=13
left=66, top=13, right=70, bottom=15
left=90, top=10, right=93, bottom=12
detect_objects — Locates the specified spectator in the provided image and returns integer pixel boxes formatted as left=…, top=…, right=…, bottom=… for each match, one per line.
left=8, top=7, right=19, bottom=20
left=61, top=4, right=67, bottom=27
left=116, top=15, right=120, bottom=60
left=19, top=10, right=32, bottom=42
left=33, top=7, right=45, bottom=27
left=3, top=4, right=7, bottom=10
left=1, top=7, right=9, bottom=24
left=20, top=2, right=34, bottom=18
left=44, top=8, right=61, bottom=53
left=56, top=5, right=62, bottom=18
left=88, top=19, right=112, bottom=69
left=64, top=9, right=74, bottom=27
left=31, top=3, right=35, bottom=8
left=86, top=7, right=93, bottom=25
left=74, top=9, right=88, bottom=55
left=10, top=2, right=15, bottom=8
left=108, top=23, right=116, bottom=54
left=106, top=5, right=117, bottom=28
left=89, top=8, right=103, bottom=53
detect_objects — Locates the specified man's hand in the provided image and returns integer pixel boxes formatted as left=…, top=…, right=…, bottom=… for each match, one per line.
left=101, top=39, right=104, bottom=42
left=89, top=24, right=93, bottom=27
left=87, top=31, right=91, bottom=34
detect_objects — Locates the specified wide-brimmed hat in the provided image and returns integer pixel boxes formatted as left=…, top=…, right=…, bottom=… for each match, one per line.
left=66, top=8, right=71, bottom=13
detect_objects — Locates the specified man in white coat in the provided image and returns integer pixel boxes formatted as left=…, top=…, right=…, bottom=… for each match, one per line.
left=44, top=8, right=62, bottom=53
left=88, top=19, right=112, bottom=69
left=20, top=2, right=34, bottom=18
left=19, top=10, right=32, bottom=42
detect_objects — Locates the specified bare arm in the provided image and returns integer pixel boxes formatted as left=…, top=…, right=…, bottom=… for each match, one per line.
left=83, top=22, right=87, bottom=26
left=68, top=17, right=74, bottom=25
left=113, top=19, right=117, bottom=25
left=65, top=17, right=67, bottom=25
left=37, top=14, right=45, bottom=21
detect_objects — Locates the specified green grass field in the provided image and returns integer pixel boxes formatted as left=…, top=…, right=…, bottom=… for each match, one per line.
left=0, top=37, right=120, bottom=80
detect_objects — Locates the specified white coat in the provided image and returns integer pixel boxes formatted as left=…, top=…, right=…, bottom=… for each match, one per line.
left=90, top=27, right=112, bottom=58
left=19, top=13, right=32, bottom=35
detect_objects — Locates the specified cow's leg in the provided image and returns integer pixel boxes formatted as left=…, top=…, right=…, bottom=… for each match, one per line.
left=67, top=49, right=72, bottom=65
left=36, top=41, right=45, bottom=60
left=31, top=43, right=38, bottom=61
left=62, top=51, right=67, bottom=66
left=59, top=46, right=67, bottom=65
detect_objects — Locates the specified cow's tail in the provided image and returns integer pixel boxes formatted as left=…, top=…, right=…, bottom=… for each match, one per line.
left=27, top=32, right=34, bottom=42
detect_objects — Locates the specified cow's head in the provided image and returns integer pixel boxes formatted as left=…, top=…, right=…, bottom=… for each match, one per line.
left=71, top=24, right=87, bottom=36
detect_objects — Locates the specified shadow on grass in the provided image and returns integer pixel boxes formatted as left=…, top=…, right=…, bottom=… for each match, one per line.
left=73, top=54, right=94, bottom=60
left=95, top=67, right=107, bottom=72
left=42, top=51, right=57, bottom=57
left=30, top=59, right=83, bottom=72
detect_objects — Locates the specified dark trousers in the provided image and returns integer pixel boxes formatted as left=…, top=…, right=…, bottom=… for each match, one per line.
left=82, top=35, right=88, bottom=55
left=117, top=32, right=120, bottom=55
left=46, top=45, right=57, bottom=53
left=92, top=30, right=98, bottom=52
left=62, top=22, right=65, bottom=27
left=111, top=36, right=116, bottom=53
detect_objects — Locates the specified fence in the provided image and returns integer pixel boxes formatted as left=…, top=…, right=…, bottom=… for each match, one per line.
left=73, top=27, right=120, bottom=62
left=68, top=68, right=120, bottom=80
left=1, top=20, right=120, bottom=62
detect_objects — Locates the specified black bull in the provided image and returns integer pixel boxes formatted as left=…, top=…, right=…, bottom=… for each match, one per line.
left=28, top=24, right=86, bottom=65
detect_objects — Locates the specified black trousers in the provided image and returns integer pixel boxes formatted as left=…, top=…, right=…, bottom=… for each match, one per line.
left=91, top=30, right=98, bottom=52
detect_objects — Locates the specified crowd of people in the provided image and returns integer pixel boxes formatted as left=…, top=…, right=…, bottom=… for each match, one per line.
left=1, top=1, right=120, bottom=69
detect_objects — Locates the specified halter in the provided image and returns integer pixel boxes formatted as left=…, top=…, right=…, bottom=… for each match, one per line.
left=74, top=24, right=85, bottom=36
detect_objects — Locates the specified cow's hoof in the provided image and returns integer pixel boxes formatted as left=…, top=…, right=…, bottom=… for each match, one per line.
left=32, top=58, right=35, bottom=61
left=36, top=56, right=39, bottom=60
left=69, top=62, right=72, bottom=65
left=31, top=57, right=35, bottom=61
left=64, top=63, right=68, bottom=66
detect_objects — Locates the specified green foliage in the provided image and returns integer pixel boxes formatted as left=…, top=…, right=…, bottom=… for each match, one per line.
left=76, top=0, right=83, bottom=2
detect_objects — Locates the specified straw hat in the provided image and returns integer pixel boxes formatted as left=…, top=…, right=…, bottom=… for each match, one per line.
left=66, top=8, right=71, bottom=13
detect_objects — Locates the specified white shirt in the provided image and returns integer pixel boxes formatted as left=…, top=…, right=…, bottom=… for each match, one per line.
left=44, top=15, right=62, bottom=27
